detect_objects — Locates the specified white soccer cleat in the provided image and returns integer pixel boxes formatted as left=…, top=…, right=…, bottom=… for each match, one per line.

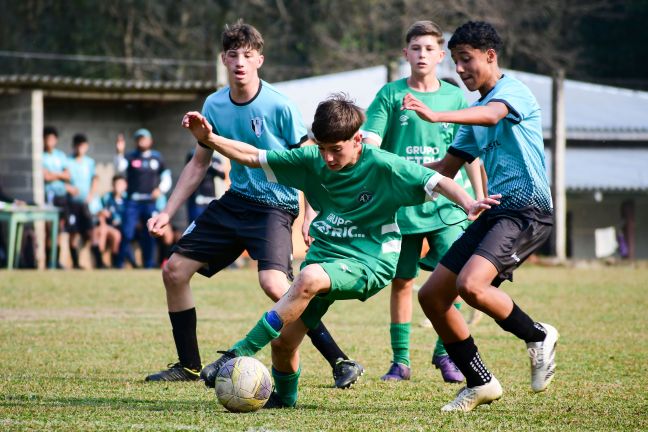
left=441, top=376, right=503, bottom=412
left=527, top=322, right=559, bottom=392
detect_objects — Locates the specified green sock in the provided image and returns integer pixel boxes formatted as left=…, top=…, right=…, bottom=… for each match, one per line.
left=433, top=302, right=462, bottom=357
left=231, top=314, right=280, bottom=356
left=390, top=322, right=411, bottom=367
left=272, top=367, right=300, bottom=407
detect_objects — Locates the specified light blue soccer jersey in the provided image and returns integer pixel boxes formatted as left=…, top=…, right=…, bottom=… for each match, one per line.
left=449, top=75, right=552, bottom=212
left=67, top=155, right=96, bottom=202
left=201, top=81, right=307, bottom=214
left=42, top=148, right=69, bottom=199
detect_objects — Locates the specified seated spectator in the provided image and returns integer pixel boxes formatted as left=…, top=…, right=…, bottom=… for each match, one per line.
left=92, top=175, right=127, bottom=268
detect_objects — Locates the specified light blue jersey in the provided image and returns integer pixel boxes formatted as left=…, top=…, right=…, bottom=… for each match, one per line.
left=201, top=81, right=307, bottom=215
left=43, top=148, right=69, bottom=200
left=449, top=75, right=552, bottom=212
left=67, top=155, right=96, bottom=202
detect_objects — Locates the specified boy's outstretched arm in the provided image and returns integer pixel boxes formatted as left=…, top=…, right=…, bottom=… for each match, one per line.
left=433, top=176, right=500, bottom=221
left=402, top=93, right=508, bottom=126
left=182, top=111, right=261, bottom=167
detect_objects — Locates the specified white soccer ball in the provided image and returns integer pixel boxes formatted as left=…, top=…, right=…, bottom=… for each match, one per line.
left=215, top=356, right=272, bottom=413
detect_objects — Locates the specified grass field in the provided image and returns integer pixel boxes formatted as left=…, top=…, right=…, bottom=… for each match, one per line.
left=1, top=265, right=647, bottom=431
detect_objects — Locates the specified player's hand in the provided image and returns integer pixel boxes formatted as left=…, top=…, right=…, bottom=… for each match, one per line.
left=151, top=188, right=161, bottom=200
left=65, top=184, right=79, bottom=196
left=467, top=194, right=501, bottom=221
left=182, top=111, right=213, bottom=143
left=147, top=212, right=170, bottom=238
left=402, top=93, right=439, bottom=123
left=301, top=218, right=314, bottom=249
left=115, top=133, right=126, bottom=154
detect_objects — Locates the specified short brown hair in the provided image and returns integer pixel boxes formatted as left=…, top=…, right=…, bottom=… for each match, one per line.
left=405, top=20, right=444, bottom=45
left=222, top=21, right=264, bottom=53
left=312, top=93, right=365, bottom=144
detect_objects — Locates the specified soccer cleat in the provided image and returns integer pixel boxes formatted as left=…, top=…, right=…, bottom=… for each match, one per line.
left=441, top=376, right=503, bottom=412
left=432, top=354, right=465, bottom=384
left=527, top=322, right=559, bottom=392
left=380, top=362, right=411, bottom=381
left=262, top=391, right=297, bottom=409
left=332, top=358, right=364, bottom=389
left=200, top=350, right=237, bottom=388
left=145, top=362, right=201, bottom=382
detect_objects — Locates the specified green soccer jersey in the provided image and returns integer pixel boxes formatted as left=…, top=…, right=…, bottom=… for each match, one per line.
left=363, top=78, right=472, bottom=234
left=259, top=144, right=442, bottom=290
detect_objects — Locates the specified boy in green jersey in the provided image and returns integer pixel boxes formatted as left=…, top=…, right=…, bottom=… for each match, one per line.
left=363, top=21, right=485, bottom=383
left=183, top=93, right=500, bottom=408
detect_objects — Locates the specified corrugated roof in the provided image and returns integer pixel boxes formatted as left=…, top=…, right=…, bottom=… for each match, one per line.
left=545, top=148, right=648, bottom=191
left=0, top=74, right=217, bottom=92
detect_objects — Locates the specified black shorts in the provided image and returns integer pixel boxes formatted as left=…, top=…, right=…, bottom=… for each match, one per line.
left=440, top=207, right=553, bottom=287
left=66, top=200, right=93, bottom=234
left=172, top=191, right=296, bottom=279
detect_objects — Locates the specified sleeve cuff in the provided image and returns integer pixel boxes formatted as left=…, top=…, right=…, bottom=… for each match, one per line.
left=448, top=146, right=477, bottom=163
left=424, top=173, right=444, bottom=201
left=258, top=150, right=278, bottom=183
left=490, top=98, right=521, bottom=124
left=361, top=130, right=383, bottom=145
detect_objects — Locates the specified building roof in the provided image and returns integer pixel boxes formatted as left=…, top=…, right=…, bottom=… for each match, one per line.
left=546, top=148, right=648, bottom=192
left=0, top=74, right=217, bottom=92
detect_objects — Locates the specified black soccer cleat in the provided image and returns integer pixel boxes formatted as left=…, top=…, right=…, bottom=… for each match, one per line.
left=200, top=350, right=237, bottom=388
left=332, top=358, right=364, bottom=389
left=262, top=391, right=296, bottom=409
left=145, top=362, right=201, bottom=382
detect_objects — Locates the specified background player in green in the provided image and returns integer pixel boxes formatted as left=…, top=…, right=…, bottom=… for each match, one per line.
left=183, top=94, right=501, bottom=408
left=404, top=21, right=559, bottom=412
left=146, top=22, right=362, bottom=389
left=362, top=20, right=485, bottom=383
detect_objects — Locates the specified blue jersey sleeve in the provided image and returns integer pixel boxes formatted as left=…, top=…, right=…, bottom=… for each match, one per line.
left=489, top=79, right=538, bottom=124
left=278, top=101, right=308, bottom=149
left=448, top=125, right=480, bottom=163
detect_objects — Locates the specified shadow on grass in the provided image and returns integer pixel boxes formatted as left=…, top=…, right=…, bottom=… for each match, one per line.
left=1, top=394, right=205, bottom=412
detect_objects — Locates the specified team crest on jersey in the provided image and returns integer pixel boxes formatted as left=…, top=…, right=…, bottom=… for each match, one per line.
left=399, top=114, right=409, bottom=126
left=149, top=159, right=159, bottom=170
left=251, top=117, right=265, bottom=137
left=358, top=191, right=373, bottom=204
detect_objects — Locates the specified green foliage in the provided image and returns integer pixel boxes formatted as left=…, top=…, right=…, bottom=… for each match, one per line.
left=0, top=266, right=647, bottom=430
left=1, top=0, right=645, bottom=86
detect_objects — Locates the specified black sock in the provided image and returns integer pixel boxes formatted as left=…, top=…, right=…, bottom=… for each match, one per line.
left=307, top=322, right=348, bottom=367
left=169, top=308, right=201, bottom=370
left=69, top=247, right=80, bottom=268
left=444, top=336, right=492, bottom=388
left=496, top=303, right=547, bottom=343
left=91, top=245, right=105, bottom=268
left=110, top=253, right=119, bottom=268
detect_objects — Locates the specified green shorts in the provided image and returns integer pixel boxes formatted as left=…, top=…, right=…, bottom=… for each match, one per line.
left=394, top=223, right=467, bottom=279
left=299, top=258, right=387, bottom=329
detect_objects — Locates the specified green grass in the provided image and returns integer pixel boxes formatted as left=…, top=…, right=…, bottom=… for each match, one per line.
left=1, top=265, right=647, bottom=431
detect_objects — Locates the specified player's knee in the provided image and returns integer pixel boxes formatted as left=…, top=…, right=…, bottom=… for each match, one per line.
left=456, top=274, right=486, bottom=305
left=418, top=284, right=445, bottom=315
left=392, top=278, right=413, bottom=293
left=259, top=275, right=287, bottom=302
left=162, top=259, right=188, bottom=290
left=294, top=265, right=325, bottom=298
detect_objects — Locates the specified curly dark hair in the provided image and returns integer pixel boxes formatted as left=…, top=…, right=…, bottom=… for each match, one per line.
left=222, top=20, right=264, bottom=53
left=448, top=21, right=503, bottom=53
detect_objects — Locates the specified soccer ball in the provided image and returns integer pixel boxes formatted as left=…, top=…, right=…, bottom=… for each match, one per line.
left=215, top=356, right=272, bottom=413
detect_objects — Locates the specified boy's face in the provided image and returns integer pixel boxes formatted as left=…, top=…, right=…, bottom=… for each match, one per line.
left=135, top=136, right=153, bottom=151
left=221, top=46, right=264, bottom=87
left=451, top=44, right=497, bottom=92
left=403, top=35, right=444, bottom=77
left=113, top=178, right=127, bottom=195
left=44, top=133, right=57, bottom=152
left=316, top=132, right=363, bottom=171
left=74, top=142, right=88, bottom=157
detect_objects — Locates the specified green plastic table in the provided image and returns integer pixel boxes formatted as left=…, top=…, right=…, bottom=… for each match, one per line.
left=0, top=204, right=59, bottom=269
